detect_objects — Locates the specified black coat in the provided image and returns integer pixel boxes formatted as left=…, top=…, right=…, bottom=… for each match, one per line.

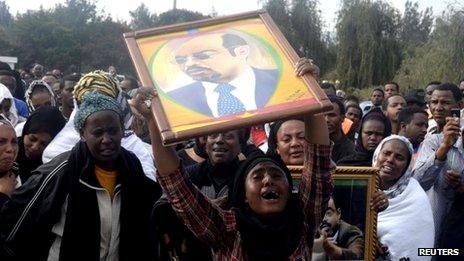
left=0, top=141, right=161, bottom=261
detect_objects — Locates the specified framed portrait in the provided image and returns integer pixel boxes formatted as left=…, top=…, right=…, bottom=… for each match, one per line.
left=124, top=10, right=332, bottom=145
left=289, top=166, right=379, bottom=261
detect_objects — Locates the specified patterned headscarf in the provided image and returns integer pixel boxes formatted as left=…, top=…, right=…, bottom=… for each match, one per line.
left=0, top=83, right=19, bottom=126
left=73, top=70, right=132, bottom=129
left=372, top=135, right=414, bottom=199
left=25, top=80, right=57, bottom=112
left=74, top=92, right=123, bottom=132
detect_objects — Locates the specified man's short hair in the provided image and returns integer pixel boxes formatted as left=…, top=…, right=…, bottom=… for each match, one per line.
left=385, top=81, right=400, bottom=92
left=123, top=76, right=139, bottom=89
left=434, top=82, right=462, bottom=102
left=427, top=81, right=441, bottom=87
left=345, top=95, right=359, bottom=104
left=321, top=83, right=337, bottom=93
left=382, top=93, right=404, bottom=110
left=372, top=87, right=384, bottom=96
left=346, top=104, right=362, bottom=115
left=221, top=33, right=247, bottom=56
left=328, top=95, right=345, bottom=115
left=398, top=107, right=428, bottom=125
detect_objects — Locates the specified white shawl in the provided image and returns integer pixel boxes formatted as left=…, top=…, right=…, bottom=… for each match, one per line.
left=0, top=83, right=19, bottom=126
left=377, top=178, right=434, bottom=260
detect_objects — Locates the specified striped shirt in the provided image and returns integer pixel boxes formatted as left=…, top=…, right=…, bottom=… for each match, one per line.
left=157, top=142, right=334, bottom=261
left=412, top=134, right=464, bottom=244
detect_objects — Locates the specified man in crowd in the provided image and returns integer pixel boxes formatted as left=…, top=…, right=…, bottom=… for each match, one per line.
left=363, top=87, right=384, bottom=114
left=60, top=73, right=81, bottom=119
left=326, top=96, right=354, bottom=162
left=31, top=63, right=44, bottom=80
left=108, top=65, right=124, bottom=82
left=0, top=70, right=28, bottom=118
left=120, top=76, right=139, bottom=93
left=344, top=104, right=362, bottom=141
left=167, top=32, right=279, bottom=117
left=459, top=79, right=464, bottom=97
left=42, top=73, right=59, bottom=88
left=383, top=94, right=406, bottom=134
left=413, top=82, right=463, bottom=245
left=405, top=90, right=427, bottom=110
left=312, top=197, right=364, bottom=260
left=425, top=81, right=441, bottom=104
left=397, top=107, right=428, bottom=161
left=427, top=83, right=462, bottom=135
left=52, top=69, right=62, bottom=80
left=384, top=82, right=399, bottom=98
left=321, top=82, right=336, bottom=96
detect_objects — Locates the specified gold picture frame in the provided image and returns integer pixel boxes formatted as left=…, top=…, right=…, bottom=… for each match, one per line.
left=289, top=166, right=379, bottom=261
left=124, top=10, right=331, bottom=145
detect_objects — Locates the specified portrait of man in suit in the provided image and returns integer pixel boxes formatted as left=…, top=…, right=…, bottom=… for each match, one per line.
left=312, top=196, right=365, bottom=260
left=167, top=32, right=279, bottom=117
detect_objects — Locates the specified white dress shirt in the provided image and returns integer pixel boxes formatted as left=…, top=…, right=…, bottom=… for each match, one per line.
left=202, top=66, right=257, bottom=117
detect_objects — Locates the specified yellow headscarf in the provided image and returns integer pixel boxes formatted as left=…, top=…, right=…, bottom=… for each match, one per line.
left=73, top=70, right=119, bottom=103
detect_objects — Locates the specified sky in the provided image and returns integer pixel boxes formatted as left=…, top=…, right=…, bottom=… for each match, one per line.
left=4, top=0, right=451, bottom=31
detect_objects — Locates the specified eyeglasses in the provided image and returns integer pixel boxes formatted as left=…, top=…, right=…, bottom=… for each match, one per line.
left=172, top=46, right=240, bottom=65
left=173, top=50, right=221, bottom=65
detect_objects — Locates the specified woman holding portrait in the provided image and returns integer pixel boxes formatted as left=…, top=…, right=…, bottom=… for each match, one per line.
left=373, top=135, right=434, bottom=260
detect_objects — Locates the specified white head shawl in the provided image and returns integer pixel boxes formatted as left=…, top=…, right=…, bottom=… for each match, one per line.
left=372, top=135, right=414, bottom=199
left=0, top=83, right=19, bottom=126
left=25, top=80, right=57, bottom=112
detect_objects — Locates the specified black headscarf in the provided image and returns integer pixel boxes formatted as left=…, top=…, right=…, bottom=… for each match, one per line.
left=17, top=106, right=66, bottom=182
left=337, top=108, right=391, bottom=166
left=228, top=153, right=303, bottom=260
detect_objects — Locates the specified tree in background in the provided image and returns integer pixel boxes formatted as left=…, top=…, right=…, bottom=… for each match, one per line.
left=129, top=3, right=157, bottom=30
left=0, top=1, right=13, bottom=55
left=336, top=0, right=402, bottom=89
left=399, top=0, right=433, bottom=57
left=262, top=0, right=294, bottom=44
left=263, top=0, right=335, bottom=76
left=155, top=8, right=208, bottom=26
left=0, top=0, right=12, bottom=29
left=395, top=5, right=464, bottom=89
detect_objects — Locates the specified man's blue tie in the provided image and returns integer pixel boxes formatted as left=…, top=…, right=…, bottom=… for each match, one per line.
left=215, top=83, right=246, bottom=116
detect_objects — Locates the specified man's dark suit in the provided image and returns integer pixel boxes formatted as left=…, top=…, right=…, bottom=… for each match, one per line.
left=336, top=220, right=365, bottom=260
left=167, top=67, right=279, bottom=116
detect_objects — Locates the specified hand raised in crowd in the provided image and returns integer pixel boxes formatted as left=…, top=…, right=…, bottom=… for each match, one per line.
left=436, top=117, right=461, bottom=161
left=294, top=57, right=320, bottom=77
left=0, top=172, right=17, bottom=198
left=131, top=87, right=157, bottom=121
left=371, top=190, right=389, bottom=212
left=442, top=117, right=460, bottom=148
left=444, top=170, right=464, bottom=193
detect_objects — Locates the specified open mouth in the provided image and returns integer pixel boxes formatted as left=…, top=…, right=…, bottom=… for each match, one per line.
left=380, top=165, right=393, bottom=174
left=213, top=147, right=228, bottom=153
left=290, top=151, right=303, bottom=158
left=261, top=190, right=280, bottom=201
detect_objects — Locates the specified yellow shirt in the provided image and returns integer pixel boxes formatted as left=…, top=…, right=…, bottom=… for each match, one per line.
left=95, top=166, right=119, bottom=199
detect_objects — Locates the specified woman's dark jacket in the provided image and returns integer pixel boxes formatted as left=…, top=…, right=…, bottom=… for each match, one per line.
left=0, top=141, right=161, bottom=261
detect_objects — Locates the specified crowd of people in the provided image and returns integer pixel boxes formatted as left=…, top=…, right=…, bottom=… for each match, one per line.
left=0, top=58, right=463, bottom=261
